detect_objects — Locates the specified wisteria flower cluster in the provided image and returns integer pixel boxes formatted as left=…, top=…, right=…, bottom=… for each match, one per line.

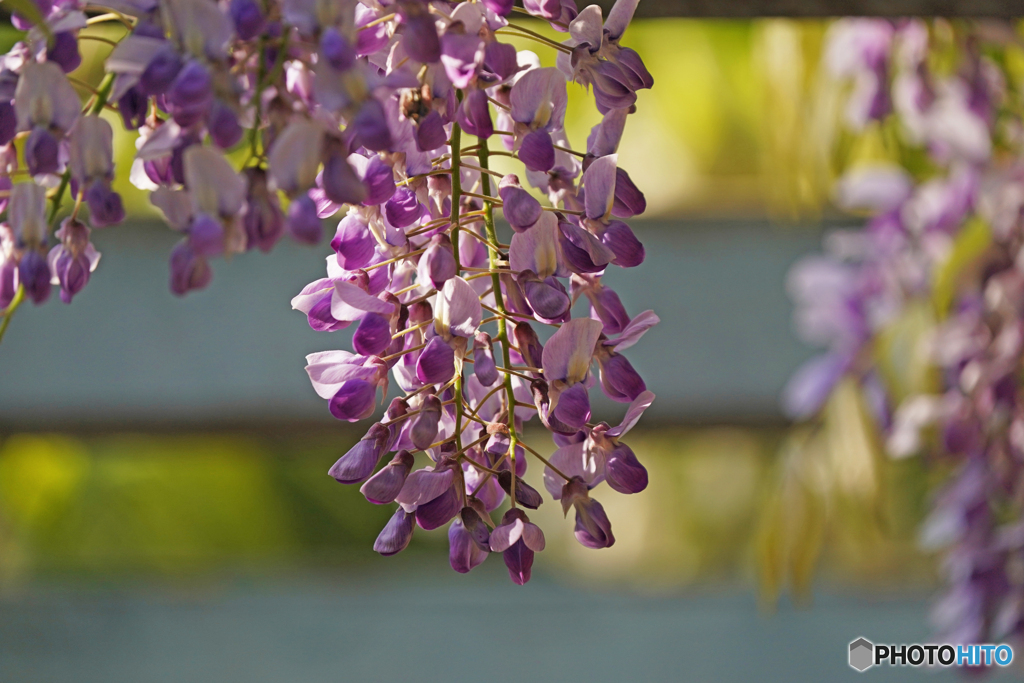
left=784, top=19, right=1024, bottom=646
left=0, top=0, right=658, bottom=584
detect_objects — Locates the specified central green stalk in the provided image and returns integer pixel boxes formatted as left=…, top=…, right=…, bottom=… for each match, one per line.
left=478, top=140, right=519, bottom=507
left=450, top=119, right=464, bottom=453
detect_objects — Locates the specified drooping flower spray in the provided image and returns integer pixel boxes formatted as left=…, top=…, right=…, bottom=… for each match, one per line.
left=779, top=19, right=1024, bottom=645
left=0, top=0, right=658, bottom=584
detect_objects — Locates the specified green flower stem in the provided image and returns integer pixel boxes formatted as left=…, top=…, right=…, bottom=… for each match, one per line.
left=478, top=139, right=519, bottom=508
left=450, top=119, right=464, bottom=453
left=0, top=284, right=25, bottom=346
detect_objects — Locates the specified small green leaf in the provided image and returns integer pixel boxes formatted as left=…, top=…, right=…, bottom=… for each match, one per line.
left=872, top=300, right=939, bottom=403
left=932, top=215, right=992, bottom=317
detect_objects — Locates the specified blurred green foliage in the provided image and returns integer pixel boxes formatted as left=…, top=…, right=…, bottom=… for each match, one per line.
left=0, top=427, right=935, bottom=590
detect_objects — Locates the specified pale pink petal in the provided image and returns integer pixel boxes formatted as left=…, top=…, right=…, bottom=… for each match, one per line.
left=606, top=309, right=659, bottom=351
left=150, top=187, right=193, bottom=231
left=331, top=280, right=396, bottom=321
left=106, top=35, right=166, bottom=76
left=68, top=116, right=114, bottom=183
left=268, top=120, right=324, bottom=194
left=184, top=146, right=248, bottom=217
left=9, top=182, right=48, bottom=244
left=489, top=517, right=524, bottom=552
left=290, top=278, right=334, bottom=314
left=15, top=61, right=80, bottom=132
left=450, top=2, right=484, bottom=34
left=542, top=317, right=603, bottom=384
left=395, top=467, right=455, bottom=506
left=543, top=440, right=585, bottom=497
left=568, top=5, right=603, bottom=47
left=436, top=276, right=482, bottom=338
left=522, top=522, right=546, bottom=551
left=603, top=0, right=640, bottom=40
left=587, top=107, right=629, bottom=157
left=509, top=212, right=560, bottom=278
left=136, top=120, right=182, bottom=161
left=583, top=153, right=617, bottom=221
left=607, top=390, right=655, bottom=437
left=304, top=350, right=376, bottom=398
left=509, top=67, right=568, bottom=130
left=164, top=0, right=233, bottom=58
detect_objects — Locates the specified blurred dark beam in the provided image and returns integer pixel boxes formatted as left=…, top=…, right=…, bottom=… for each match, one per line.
left=609, top=0, right=1020, bottom=18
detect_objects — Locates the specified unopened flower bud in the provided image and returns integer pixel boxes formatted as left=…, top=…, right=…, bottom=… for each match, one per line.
left=374, top=507, right=415, bottom=556
left=25, top=127, right=59, bottom=176
left=169, top=240, right=212, bottom=296
left=329, top=422, right=391, bottom=484
left=410, top=394, right=443, bottom=450
left=553, top=381, right=591, bottom=429
left=498, top=175, right=542, bottom=232
left=287, top=194, right=323, bottom=244
left=416, top=335, right=456, bottom=385
left=47, top=32, right=81, bottom=73
left=458, top=89, right=493, bottom=139
left=360, top=449, right=415, bottom=504
left=560, top=476, right=615, bottom=548
left=330, top=214, right=375, bottom=270
left=491, top=508, right=545, bottom=585
left=497, top=470, right=544, bottom=509
left=518, top=129, right=555, bottom=172
left=353, top=311, right=393, bottom=356
left=473, top=332, right=499, bottom=386
left=385, top=187, right=423, bottom=229
left=513, top=322, right=544, bottom=369
left=602, top=220, right=645, bottom=268
left=415, top=485, right=461, bottom=530
left=328, top=379, right=378, bottom=421
left=598, top=350, right=647, bottom=402
left=85, top=181, right=126, bottom=228
left=420, top=234, right=456, bottom=288
left=167, top=61, right=213, bottom=126
left=449, top=513, right=489, bottom=573
left=230, top=0, right=265, bottom=41
left=19, top=249, right=51, bottom=304
left=612, top=167, right=646, bottom=218
left=208, top=101, right=243, bottom=149
left=605, top=442, right=648, bottom=494
left=518, top=269, right=570, bottom=320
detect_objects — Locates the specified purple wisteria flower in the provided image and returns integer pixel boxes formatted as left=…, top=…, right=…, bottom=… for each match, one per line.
left=0, top=0, right=657, bottom=585
left=782, top=18, right=1024, bottom=649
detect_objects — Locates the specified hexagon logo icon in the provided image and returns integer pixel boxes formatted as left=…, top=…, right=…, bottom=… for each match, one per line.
left=849, top=637, right=874, bottom=672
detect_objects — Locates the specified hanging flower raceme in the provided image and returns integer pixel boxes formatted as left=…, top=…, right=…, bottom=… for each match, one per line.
left=780, top=18, right=1024, bottom=647
left=0, top=0, right=657, bottom=585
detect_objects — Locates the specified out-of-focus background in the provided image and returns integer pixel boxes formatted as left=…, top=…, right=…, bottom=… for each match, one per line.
left=2, top=13, right=1014, bottom=683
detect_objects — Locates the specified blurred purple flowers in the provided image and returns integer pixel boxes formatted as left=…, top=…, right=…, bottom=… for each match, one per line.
left=784, top=18, right=1024, bottom=649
